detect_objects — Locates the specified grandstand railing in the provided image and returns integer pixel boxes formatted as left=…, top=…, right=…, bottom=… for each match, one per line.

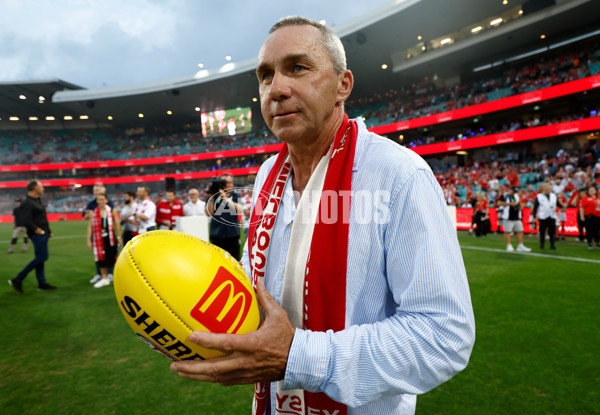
left=411, top=116, right=600, bottom=156
left=0, top=166, right=262, bottom=189
left=370, top=74, right=600, bottom=135
left=0, top=144, right=283, bottom=173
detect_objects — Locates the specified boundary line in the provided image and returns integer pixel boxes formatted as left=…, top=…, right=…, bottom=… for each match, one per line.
left=460, top=245, right=600, bottom=264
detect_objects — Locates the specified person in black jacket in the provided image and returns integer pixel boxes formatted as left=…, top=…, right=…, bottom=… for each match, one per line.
left=7, top=198, right=28, bottom=254
left=8, top=180, right=57, bottom=293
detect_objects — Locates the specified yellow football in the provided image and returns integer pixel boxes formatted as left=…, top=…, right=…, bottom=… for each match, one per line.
left=113, top=230, right=261, bottom=361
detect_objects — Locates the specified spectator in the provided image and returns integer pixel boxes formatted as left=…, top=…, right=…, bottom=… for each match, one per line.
left=133, top=185, right=157, bottom=234
left=183, top=188, right=206, bottom=216
left=497, top=186, right=531, bottom=252
left=85, top=184, right=116, bottom=285
left=580, top=185, right=600, bottom=249
left=8, top=180, right=57, bottom=293
left=86, top=193, right=122, bottom=288
left=120, top=191, right=138, bottom=245
left=156, top=189, right=183, bottom=230
left=7, top=198, right=28, bottom=254
left=532, top=183, right=561, bottom=249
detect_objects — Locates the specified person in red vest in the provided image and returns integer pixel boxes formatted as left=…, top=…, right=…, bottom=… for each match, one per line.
left=156, top=190, right=183, bottom=230
left=474, top=191, right=490, bottom=237
left=580, top=185, right=600, bottom=249
left=572, top=187, right=587, bottom=242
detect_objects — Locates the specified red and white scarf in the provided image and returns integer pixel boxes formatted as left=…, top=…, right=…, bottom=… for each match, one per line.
left=92, top=205, right=116, bottom=262
left=249, top=115, right=357, bottom=415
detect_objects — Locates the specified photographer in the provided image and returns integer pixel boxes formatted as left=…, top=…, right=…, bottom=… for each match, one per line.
left=205, top=174, right=243, bottom=260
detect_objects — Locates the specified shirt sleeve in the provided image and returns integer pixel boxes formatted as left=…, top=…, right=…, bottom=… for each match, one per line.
left=282, top=168, right=476, bottom=407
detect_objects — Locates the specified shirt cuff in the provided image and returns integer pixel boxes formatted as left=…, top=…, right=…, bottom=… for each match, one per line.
left=281, top=328, right=330, bottom=393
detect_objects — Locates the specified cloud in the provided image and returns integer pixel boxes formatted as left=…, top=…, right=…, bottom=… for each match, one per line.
left=0, top=0, right=391, bottom=88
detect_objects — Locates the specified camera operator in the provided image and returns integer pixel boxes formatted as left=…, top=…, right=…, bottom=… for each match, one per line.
left=205, top=174, right=244, bottom=260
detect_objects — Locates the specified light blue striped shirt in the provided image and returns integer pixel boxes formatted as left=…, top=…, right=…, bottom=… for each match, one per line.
left=241, top=118, right=475, bottom=414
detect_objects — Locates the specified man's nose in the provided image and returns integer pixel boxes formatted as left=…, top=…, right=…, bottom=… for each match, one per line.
left=267, top=72, right=291, bottom=101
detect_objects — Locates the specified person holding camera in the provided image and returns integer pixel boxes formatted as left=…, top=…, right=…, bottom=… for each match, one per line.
left=205, top=174, right=243, bottom=260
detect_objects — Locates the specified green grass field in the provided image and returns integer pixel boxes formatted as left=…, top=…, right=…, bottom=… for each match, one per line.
left=1, top=221, right=598, bottom=414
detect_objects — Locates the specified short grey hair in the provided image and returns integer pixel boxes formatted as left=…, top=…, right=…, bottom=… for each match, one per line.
left=269, top=16, right=347, bottom=74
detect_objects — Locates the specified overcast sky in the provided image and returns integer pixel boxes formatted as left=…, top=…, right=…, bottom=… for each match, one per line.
left=0, top=0, right=391, bottom=89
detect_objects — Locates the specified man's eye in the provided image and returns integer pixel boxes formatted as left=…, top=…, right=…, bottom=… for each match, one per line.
left=261, top=72, right=273, bottom=82
left=293, top=65, right=305, bottom=72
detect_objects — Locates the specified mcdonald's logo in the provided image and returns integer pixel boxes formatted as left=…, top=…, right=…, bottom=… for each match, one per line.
left=190, top=267, right=252, bottom=333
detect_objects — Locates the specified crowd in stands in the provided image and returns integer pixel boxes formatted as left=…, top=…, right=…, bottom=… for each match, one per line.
left=435, top=144, right=600, bottom=212
left=347, top=36, right=600, bottom=128
left=1, top=37, right=599, bottom=169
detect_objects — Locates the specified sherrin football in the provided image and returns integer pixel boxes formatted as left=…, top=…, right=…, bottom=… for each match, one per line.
left=113, top=230, right=261, bottom=362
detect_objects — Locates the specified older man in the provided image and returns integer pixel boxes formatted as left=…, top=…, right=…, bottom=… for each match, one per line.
left=183, top=188, right=206, bottom=217
left=171, top=17, right=475, bottom=415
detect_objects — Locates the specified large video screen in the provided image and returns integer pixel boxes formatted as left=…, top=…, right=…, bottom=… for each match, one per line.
left=200, top=107, right=252, bottom=138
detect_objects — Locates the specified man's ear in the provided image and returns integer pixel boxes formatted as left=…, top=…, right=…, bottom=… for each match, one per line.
left=336, top=69, right=354, bottom=104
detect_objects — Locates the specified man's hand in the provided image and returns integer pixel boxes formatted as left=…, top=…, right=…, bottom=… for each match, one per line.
left=170, top=280, right=295, bottom=386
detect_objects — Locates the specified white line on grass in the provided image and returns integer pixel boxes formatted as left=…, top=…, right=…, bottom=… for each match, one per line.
left=461, top=245, right=600, bottom=264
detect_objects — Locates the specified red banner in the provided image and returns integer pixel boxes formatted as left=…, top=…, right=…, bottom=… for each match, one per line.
left=0, top=213, right=84, bottom=223
left=0, top=166, right=261, bottom=189
left=456, top=207, right=580, bottom=236
left=0, top=144, right=283, bottom=173
left=370, top=74, right=600, bottom=135
left=411, top=117, right=600, bottom=156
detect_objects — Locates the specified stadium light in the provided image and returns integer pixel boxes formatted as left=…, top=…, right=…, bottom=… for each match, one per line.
left=80, top=115, right=89, bottom=120
left=107, top=115, right=113, bottom=120
left=440, top=37, right=452, bottom=45
left=19, top=95, right=26, bottom=100
left=252, top=98, right=258, bottom=102
left=64, top=116, right=73, bottom=120
left=471, top=26, right=483, bottom=34
left=503, top=0, right=508, bottom=4
left=225, top=55, right=232, bottom=61
left=197, top=63, right=204, bottom=68
left=540, top=34, right=546, bottom=39
left=417, top=35, right=422, bottom=40
left=167, top=110, right=173, bottom=115
left=381, top=64, right=388, bottom=70
left=9, top=116, right=19, bottom=121
left=138, top=113, right=144, bottom=118
left=490, top=18, right=503, bottom=26
left=46, top=116, right=55, bottom=121
left=195, top=107, right=200, bottom=112
left=29, top=116, right=38, bottom=121
left=38, top=96, right=45, bottom=103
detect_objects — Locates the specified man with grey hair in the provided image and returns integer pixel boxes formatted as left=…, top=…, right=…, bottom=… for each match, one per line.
left=171, top=16, right=475, bottom=415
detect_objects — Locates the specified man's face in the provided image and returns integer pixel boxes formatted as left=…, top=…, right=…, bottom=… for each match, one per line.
left=166, top=192, right=175, bottom=203
left=256, top=25, right=349, bottom=144
left=137, top=187, right=147, bottom=199
left=222, top=176, right=234, bottom=191
left=124, top=194, right=131, bottom=204
left=35, top=182, right=44, bottom=196
left=189, top=190, right=199, bottom=202
left=93, top=186, right=104, bottom=197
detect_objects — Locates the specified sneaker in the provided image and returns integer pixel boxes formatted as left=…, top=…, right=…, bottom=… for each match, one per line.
left=7, top=248, right=14, bottom=254
left=21, top=246, right=28, bottom=252
left=38, top=283, right=57, bottom=291
left=108, top=273, right=114, bottom=283
left=89, top=274, right=102, bottom=284
left=506, top=244, right=515, bottom=252
left=9, top=279, right=23, bottom=294
left=94, top=278, right=111, bottom=288
left=588, top=245, right=594, bottom=250
left=516, top=244, right=532, bottom=252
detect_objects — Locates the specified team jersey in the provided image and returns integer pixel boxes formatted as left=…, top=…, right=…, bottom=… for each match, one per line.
left=581, top=196, right=600, bottom=217
left=156, top=199, right=183, bottom=229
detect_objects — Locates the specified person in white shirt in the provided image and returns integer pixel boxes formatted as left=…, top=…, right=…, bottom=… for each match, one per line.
left=133, top=185, right=156, bottom=234
left=532, top=183, right=561, bottom=250
left=183, top=188, right=206, bottom=216
left=120, top=191, right=138, bottom=244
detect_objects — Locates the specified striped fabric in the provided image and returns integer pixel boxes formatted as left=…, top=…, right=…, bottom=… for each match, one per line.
left=241, top=118, right=475, bottom=414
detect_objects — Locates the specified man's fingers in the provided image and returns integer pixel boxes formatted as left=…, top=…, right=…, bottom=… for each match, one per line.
left=256, top=279, right=278, bottom=313
left=188, top=331, right=239, bottom=354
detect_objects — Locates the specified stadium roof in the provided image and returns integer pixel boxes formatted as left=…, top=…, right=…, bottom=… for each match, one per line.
left=1, top=0, right=598, bottom=129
